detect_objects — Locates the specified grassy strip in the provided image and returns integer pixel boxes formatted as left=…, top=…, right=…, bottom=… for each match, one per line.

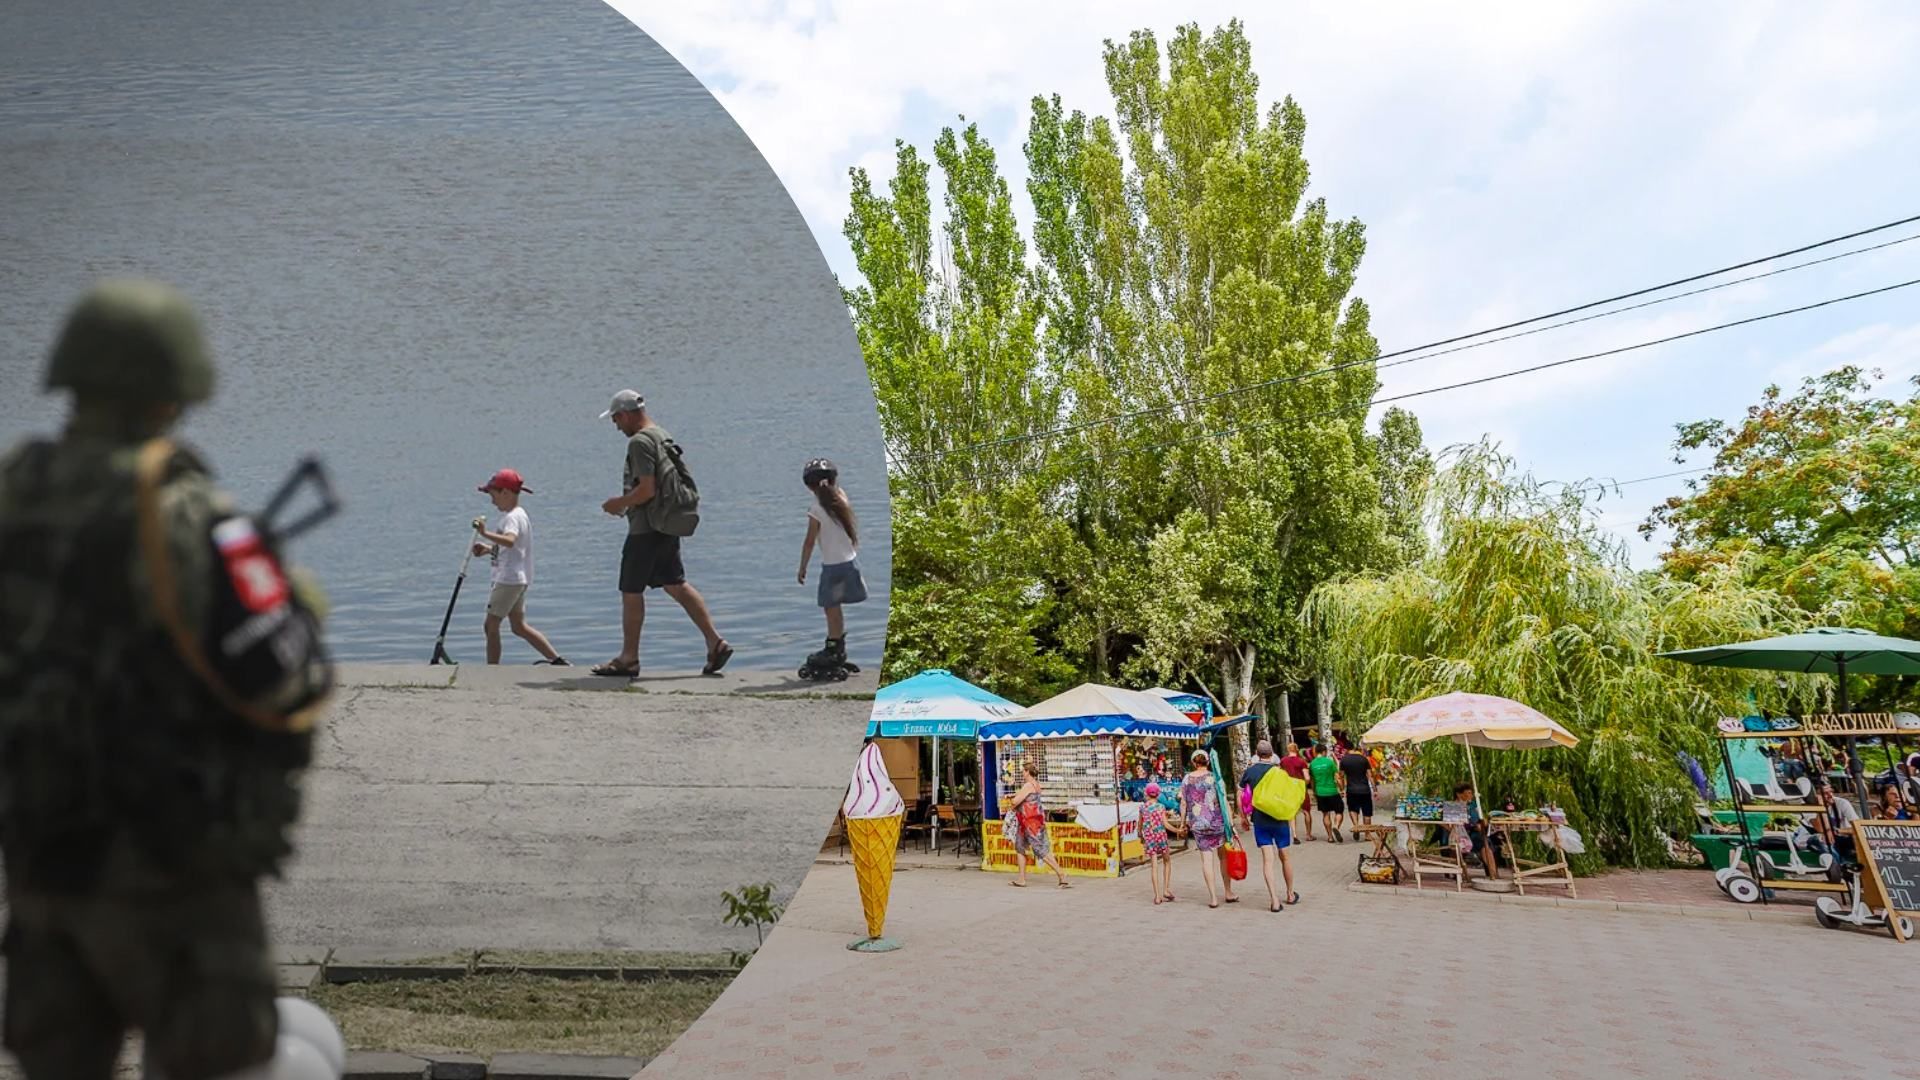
left=308, top=972, right=731, bottom=1058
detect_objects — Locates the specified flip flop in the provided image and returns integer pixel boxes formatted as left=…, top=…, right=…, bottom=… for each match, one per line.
left=591, top=660, right=638, bottom=677
left=1288, top=892, right=1301, bottom=905
left=1224, top=896, right=1240, bottom=904
left=702, top=641, right=734, bottom=676
left=1008, top=880, right=1027, bottom=888
left=1270, top=902, right=1284, bottom=912
left=1056, top=881, right=1071, bottom=889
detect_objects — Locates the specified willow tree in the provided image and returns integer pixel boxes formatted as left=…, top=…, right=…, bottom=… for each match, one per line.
left=1305, top=442, right=1813, bottom=871
left=1023, top=20, right=1389, bottom=750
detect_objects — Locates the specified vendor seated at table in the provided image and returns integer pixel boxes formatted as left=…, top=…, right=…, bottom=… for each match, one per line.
left=1806, top=778, right=1861, bottom=863
left=1455, top=782, right=1508, bottom=879
left=1877, top=783, right=1913, bottom=821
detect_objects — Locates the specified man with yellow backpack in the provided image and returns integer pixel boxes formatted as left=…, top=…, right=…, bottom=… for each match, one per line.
left=1240, top=740, right=1308, bottom=913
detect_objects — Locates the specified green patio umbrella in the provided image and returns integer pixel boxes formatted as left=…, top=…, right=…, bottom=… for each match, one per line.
left=1658, top=626, right=1920, bottom=813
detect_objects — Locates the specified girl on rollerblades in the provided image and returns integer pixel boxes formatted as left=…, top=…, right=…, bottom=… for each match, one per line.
left=797, top=458, right=867, bottom=681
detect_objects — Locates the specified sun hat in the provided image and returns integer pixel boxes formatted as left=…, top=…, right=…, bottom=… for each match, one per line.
left=599, top=389, right=645, bottom=418
left=479, top=468, right=529, bottom=493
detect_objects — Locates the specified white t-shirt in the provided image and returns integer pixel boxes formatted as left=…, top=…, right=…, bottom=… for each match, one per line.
left=807, top=499, right=857, bottom=566
left=490, top=506, right=532, bottom=585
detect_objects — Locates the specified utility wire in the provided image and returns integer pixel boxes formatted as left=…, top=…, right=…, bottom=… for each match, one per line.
left=896, top=213, right=1920, bottom=465
left=903, top=276, right=1920, bottom=480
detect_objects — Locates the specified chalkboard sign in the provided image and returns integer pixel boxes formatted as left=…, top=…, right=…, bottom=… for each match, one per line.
left=1852, top=819, right=1920, bottom=942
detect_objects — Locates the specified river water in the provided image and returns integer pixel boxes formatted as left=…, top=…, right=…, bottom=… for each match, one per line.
left=0, top=0, right=891, bottom=671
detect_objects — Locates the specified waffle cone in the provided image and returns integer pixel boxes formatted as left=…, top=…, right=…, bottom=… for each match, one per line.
left=845, top=814, right=902, bottom=939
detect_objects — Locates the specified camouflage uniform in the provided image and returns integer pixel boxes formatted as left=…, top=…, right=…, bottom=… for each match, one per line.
left=0, top=281, right=332, bottom=1080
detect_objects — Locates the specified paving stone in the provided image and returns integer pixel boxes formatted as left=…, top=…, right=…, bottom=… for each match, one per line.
left=344, top=1050, right=428, bottom=1080
left=489, top=1053, right=650, bottom=1079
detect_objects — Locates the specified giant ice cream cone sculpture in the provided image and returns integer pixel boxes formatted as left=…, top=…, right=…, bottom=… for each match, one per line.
left=843, top=742, right=905, bottom=952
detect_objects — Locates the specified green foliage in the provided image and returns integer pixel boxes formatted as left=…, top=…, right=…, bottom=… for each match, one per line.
left=1652, top=366, right=1920, bottom=707
left=720, top=882, right=786, bottom=967
left=845, top=19, right=1406, bottom=725
left=1305, top=443, right=1815, bottom=871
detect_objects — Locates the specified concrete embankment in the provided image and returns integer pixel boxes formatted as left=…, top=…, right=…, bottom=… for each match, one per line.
left=262, top=663, right=874, bottom=957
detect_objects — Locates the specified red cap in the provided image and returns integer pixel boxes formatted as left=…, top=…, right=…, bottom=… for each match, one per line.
left=479, top=468, right=530, bottom=493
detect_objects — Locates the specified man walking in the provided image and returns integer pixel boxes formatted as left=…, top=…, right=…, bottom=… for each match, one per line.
left=1340, top=739, right=1379, bottom=832
left=1279, top=740, right=1314, bottom=841
left=593, top=389, right=732, bottom=678
left=1307, top=744, right=1345, bottom=842
left=0, top=280, right=334, bottom=1080
left=1239, top=741, right=1299, bottom=912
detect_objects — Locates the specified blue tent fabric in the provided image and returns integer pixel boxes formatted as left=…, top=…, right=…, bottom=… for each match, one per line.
left=867, top=669, right=1021, bottom=738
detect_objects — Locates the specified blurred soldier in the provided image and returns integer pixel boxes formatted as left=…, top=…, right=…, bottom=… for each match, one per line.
left=0, top=280, right=334, bottom=1080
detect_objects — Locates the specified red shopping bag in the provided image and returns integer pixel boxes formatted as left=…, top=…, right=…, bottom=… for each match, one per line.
left=1223, top=841, right=1248, bottom=881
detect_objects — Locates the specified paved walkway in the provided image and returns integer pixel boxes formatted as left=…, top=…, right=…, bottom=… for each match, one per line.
left=644, top=828, right=1920, bottom=1079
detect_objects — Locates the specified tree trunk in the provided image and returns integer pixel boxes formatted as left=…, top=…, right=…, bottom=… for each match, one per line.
left=1249, top=683, right=1270, bottom=751
left=1316, top=672, right=1335, bottom=748
left=1276, top=690, right=1293, bottom=750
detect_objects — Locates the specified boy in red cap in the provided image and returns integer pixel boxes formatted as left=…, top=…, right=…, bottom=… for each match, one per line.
left=473, top=469, right=567, bottom=666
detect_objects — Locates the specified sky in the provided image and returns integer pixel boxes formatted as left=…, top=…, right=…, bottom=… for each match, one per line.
left=609, top=0, right=1920, bottom=566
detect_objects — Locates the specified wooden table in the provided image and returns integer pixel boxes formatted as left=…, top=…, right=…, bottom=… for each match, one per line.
left=1352, top=823, right=1405, bottom=884
left=1396, top=819, right=1467, bottom=892
left=1485, top=817, right=1577, bottom=898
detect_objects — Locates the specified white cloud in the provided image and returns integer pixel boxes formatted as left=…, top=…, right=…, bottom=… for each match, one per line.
left=607, top=0, right=1920, bottom=490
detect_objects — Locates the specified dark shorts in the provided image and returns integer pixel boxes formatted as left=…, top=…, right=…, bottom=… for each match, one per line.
left=1252, top=820, right=1292, bottom=849
left=817, top=558, right=868, bottom=608
left=1316, top=792, right=1345, bottom=814
left=1346, top=788, right=1375, bottom=818
left=620, top=531, right=686, bottom=592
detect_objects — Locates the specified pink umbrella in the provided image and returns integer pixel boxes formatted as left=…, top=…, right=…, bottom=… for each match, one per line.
left=1360, top=692, right=1578, bottom=810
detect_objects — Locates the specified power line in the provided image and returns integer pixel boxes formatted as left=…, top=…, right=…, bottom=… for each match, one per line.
left=1374, top=231, right=1920, bottom=373
left=896, top=212, right=1920, bottom=465
left=1370, top=212, right=1920, bottom=360
left=907, top=276, right=1920, bottom=480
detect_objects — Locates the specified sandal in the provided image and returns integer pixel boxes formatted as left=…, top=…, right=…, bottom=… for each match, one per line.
left=1008, top=880, right=1026, bottom=888
left=1288, top=892, right=1301, bottom=905
left=1056, top=880, right=1071, bottom=889
left=1223, top=896, right=1240, bottom=904
left=591, top=660, right=639, bottom=677
left=702, top=641, right=734, bottom=676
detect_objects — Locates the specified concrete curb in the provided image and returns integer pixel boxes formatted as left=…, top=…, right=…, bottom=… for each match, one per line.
left=345, top=1051, right=650, bottom=1080
left=1343, top=879, right=1812, bottom=924
left=278, top=947, right=739, bottom=990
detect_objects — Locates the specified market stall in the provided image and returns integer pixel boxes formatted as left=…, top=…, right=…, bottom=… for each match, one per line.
left=977, top=683, right=1252, bottom=878
left=1362, top=692, right=1581, bottom=897
left=867, top=669, right=1023, bottom=853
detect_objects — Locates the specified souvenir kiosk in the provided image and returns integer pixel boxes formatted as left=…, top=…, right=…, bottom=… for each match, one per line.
left=977, top=683, right=1252, bottom=877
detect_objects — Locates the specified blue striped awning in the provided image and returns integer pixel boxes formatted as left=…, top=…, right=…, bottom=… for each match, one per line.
left=978, top=713, right=1253, bottom=743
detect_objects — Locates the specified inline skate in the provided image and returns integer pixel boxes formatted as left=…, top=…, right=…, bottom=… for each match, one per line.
left=798, top=637, right=859, bottom=681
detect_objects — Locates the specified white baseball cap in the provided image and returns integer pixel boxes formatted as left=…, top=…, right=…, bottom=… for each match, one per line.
left=599, top=389, right=645, bottom=418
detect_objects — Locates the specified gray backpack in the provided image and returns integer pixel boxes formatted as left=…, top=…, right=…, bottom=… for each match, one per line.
left=642, top=430, right=701, bottom=537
